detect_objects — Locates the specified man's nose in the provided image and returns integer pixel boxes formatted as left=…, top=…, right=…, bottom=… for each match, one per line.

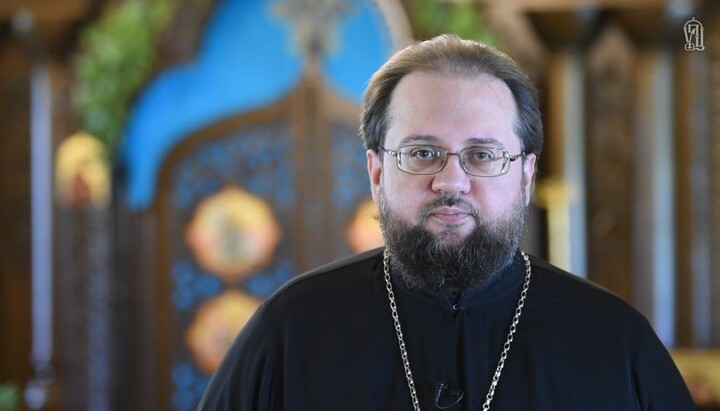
left=430, top=154, right=471, bottom=194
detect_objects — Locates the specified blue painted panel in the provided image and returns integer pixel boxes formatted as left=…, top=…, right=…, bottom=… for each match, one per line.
left=122, top=0, right=399, bottom=209
left=171, top=362, right=210, bottom=411
left=322, top=1, right=393, bottom=104
left=123, top=0, right=302, bottom=208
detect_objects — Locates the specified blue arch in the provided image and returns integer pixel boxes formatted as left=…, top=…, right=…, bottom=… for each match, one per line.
left=122, top=0, right=399, bottom=209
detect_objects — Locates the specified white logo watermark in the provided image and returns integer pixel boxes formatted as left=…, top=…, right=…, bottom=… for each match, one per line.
left=684, top=17, right=705, bottom=51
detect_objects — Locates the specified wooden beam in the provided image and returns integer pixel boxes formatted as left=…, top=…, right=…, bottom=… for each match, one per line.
left=0, top=0, right=93, bottom=22
left=470, top=0, right=701, bottom=12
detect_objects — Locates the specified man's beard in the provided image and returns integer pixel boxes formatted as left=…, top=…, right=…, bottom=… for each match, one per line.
left=378, top=188, right=528, bottom=294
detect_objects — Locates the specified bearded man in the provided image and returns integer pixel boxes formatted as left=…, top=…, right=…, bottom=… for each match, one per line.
left=198, top=34, right=694, bottom=411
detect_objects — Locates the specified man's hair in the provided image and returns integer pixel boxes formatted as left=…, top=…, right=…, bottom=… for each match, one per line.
left=360, top=34, right=543, bottom=158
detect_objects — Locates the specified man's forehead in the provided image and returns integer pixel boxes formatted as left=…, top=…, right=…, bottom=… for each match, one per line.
left=397, top=134, right=507, bottom=148
left=385, top=71, right=519, bottom=145
left=389, top=71, right=514, bottom=110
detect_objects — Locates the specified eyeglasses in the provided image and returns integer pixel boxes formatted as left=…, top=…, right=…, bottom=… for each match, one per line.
left=380, top=144, right=524, bottom=177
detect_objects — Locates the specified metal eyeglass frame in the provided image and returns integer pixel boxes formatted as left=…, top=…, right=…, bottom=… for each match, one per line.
left=379, top=145, right=525, bottom=177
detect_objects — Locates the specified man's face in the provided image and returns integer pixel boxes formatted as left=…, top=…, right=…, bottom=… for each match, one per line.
left=367, top=71, right=536, bottom=245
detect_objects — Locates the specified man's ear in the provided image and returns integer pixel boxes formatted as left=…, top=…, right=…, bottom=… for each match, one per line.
left=522, top=153, right=537, bottom=206
left=367, top=149, right=382, bottom=202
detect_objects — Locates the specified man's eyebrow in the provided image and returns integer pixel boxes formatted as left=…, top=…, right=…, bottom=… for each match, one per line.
left=398, top=134, right=441, bottom=145
left=398, top=135, right=505, bottom=148
left=466, top=137, right=504, bottom=147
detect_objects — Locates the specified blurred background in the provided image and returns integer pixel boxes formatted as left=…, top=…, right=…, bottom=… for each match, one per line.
left=1, top=0, right=719, bottom=409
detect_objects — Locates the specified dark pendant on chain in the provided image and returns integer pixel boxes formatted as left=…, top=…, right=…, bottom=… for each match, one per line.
left=434, top=383, right=464, bottom=409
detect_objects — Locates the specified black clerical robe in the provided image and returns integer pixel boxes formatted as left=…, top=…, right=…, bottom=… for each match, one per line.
left=197, top=248, right=695, bottom=410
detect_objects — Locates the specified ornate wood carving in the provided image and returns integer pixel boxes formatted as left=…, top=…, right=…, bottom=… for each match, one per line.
left=584, top=23, right=636, bottom=301
left=674, top=44, right=703, bottom=347
left=55, top=208, right=120, bottom=410
left=150, top=74, right=368, bottom=409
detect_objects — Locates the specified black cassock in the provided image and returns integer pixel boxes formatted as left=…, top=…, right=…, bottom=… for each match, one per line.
left=198, top=248, right=694, bottom=411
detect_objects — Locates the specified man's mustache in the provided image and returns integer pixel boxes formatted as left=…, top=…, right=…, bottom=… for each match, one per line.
left=419, top=195, right=480, bottom=222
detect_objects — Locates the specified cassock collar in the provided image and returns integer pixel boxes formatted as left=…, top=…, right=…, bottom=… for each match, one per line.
left=386, top=249, right=527, bottom=312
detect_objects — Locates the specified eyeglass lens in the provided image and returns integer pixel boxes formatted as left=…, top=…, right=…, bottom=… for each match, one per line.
left=397, top=145, right=507, bottom=177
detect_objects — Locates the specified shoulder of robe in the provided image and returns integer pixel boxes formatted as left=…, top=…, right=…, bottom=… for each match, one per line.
left=257, top=246, right=385, bottom=309
left=524, top=254, right=650, bottom=328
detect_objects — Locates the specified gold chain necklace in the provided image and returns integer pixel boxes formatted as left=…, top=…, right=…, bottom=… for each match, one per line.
left=383, top=249, right=532, bottom=411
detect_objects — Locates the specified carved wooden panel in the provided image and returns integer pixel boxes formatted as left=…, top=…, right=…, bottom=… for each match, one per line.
left=584, top=23, right=636, bottom=302
left=152, top=77, right=372, bottom=410
left=55, top=208, right=122, bottom=410
left=117, top=0, right=409, bottom=408
left=674, top=46, right=703, bottom=347
left=155, top=98, right=298, bottom=410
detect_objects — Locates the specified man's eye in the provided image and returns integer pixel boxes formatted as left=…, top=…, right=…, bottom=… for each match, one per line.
left=410, top=148, right=438, bottom=159
left=470, top=149, right=495, bottom=161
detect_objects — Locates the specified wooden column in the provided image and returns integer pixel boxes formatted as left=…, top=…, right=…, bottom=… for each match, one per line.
left=614, top=5, right=694, bottom=346
left=0, top=2, right=109, bottom=410
left=630, top=47, right=677, bottom=345
left=0, top=24, right=34, bottom=405
left=673, top=17, right=712, bottom=347
left=707, top=6, right=720, bottom=346
left=527, top=9, right=600, bottom=276
left=673, top=3, right=720, bottom=347
left=615, top=3, right=720, bottom=347
left=584, top=22, right=636, bottom=303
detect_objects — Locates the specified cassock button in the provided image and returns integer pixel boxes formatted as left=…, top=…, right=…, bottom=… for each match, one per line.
left=452, top=304, right=459, bottom=311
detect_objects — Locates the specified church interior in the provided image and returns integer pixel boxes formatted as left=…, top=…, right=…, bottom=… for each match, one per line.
left=1, top=0, right=719, bottom=409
